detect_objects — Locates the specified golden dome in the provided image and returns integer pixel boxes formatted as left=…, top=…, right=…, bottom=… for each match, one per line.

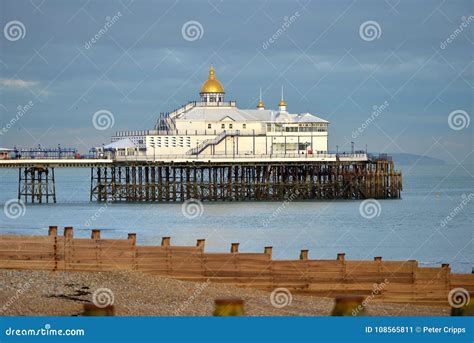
left=257, top=100, right=265, bottom=108
left=200, top=64, right=224, bottom=93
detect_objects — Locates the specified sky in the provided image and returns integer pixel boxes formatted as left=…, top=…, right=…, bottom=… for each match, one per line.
left=0, top=0, right=472, bottom=163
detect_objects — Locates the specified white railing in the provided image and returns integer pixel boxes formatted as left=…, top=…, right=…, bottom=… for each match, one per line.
left=113, top=153, right=368, bottom=162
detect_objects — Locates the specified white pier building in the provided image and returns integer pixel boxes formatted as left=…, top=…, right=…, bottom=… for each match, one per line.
left=102, top=65, right=344, bottom=161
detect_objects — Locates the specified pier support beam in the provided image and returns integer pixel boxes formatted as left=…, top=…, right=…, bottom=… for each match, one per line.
left=18, top=167, right=56, bottom=204
left=89, top=159, right=402, bottom=202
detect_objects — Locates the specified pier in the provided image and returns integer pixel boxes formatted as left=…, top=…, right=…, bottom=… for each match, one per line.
left=0, top=154, right=402, bottom=203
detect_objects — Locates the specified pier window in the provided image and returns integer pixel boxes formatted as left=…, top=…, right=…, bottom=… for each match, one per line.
left=208, top=123, right=212, bottom=129
left=243, top=124, right=246, bottom=129
left=229, top=124, right=233, bottom=129
left=221, top=123, right=225, bottom=129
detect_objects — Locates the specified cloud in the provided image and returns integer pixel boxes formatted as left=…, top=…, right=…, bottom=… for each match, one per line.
left=0, top=79, right=38, bottom=89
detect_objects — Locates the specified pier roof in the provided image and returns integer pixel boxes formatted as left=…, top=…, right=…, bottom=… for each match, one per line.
left=102, top=138, right=137, bottom=150
left=177, top=106, right=328, bottom=123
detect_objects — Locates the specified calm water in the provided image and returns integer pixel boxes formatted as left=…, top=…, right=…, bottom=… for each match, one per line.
left=0, top=164, right=472, bottom=273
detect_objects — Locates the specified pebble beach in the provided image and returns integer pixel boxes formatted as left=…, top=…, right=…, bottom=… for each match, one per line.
left=0, top=269, right=450, bottom=316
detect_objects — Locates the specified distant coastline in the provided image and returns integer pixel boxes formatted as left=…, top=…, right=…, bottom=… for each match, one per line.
left=385, top=153, right=446, bottom=166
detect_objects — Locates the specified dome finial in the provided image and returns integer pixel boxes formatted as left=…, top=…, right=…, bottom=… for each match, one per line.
left=209, top=64, right=215, bottom=80
left=257, top=87, right=265, bottom=109
left=278, top=86, right=287, bottom=108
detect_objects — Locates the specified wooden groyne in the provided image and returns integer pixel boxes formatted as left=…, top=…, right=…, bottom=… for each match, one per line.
left=1, top=227, right=469, bottom=306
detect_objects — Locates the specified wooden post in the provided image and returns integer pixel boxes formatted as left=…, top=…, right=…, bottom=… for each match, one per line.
left=48, top=226, right=57, bottom=237
left=63, top=227, right=73, bottom=271
left=48, top=226, right=58, bottom=271
left=91, top=229, right=101, bottom=240
left=83, top=304, right=115, bottom=316
left=264, top=246, right=272, bottom=258
left=231, top=243, right=239, bottom=253
left=161, top=237, right=170, bottom=247
left=128, top=233, right=137, bottom=270
left=213, top=297, right=244, bottom=316
left=337, top=253, right=345, bottom=261
left=128, top=233, right=136, bottom=243
left=64, top=226, right=74, bottom=238
left=374, top=256, right=382, bottom=262
left=196, top=239, right=206, bottom=249
left=300, top=249, right=309, bottom=260
left=332, top=296, right=366, bottom=316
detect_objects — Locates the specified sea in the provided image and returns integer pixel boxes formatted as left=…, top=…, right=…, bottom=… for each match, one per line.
left=0, top=164, right=472, bottom=273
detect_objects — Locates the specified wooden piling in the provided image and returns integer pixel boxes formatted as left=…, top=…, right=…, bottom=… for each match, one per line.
left=161, top=237, right=170, bottom=247
left=231, top=243, right=239, bottom=253
left=48, top=226, right=57, bottom=237
left=300, top=249, right=309, bottom=260
left=64, top=226, right=73, bottom=238
left=264, top=246, right=273, bottom=258
left=91, top=230, right=101, bottom=240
